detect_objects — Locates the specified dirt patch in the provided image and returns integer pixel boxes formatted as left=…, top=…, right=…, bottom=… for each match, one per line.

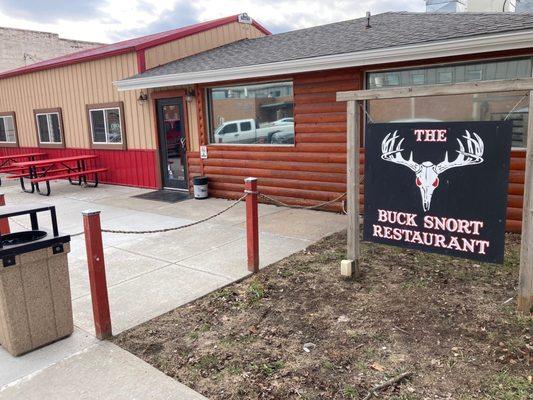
left=114, top=232, right=532, bottom=399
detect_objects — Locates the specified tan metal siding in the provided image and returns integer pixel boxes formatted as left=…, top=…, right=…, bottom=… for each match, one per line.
left=0, top=52, right=155, bottom=149
left=187, top=100, right=200, bottom=152
left=144, top=22, right=266, bottom=70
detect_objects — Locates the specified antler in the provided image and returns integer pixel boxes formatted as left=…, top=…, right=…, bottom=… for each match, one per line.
left=437, top=130, right=484, bottom=174
left=381, top=131, right=420, bottom=172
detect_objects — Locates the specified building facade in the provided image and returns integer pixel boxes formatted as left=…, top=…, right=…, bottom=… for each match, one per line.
left=114, top=13, right=533, bottom=233
left=0, top=27, right=101, bottom=73
left=0, top=12, right=532, bottom=233
left=0, top=15, right=268, bottom=187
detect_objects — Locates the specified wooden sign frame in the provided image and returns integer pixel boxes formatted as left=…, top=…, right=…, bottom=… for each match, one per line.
left=337, top=77, right=533, bottom=314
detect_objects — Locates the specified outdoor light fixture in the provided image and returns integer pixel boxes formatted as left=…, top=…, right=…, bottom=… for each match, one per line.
left=137, top=92, right=148, bottom=105
left=185, top=88, right=196, bottom=102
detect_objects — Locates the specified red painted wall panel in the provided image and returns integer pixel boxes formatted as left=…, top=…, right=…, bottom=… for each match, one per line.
left=0, top=147, right=158, bottom=189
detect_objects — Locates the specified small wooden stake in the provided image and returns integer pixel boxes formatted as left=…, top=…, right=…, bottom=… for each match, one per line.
left=245, top=177, right=259, bottom=273
left=0, top=193, right=10, bottom=234
left=518, top=91, right=533, bottom=315
left=342, top=100, right=361, bottom=277
left=82, top=210, right=112, bottom=339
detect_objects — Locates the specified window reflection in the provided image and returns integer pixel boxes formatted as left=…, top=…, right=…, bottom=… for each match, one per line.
left=207, top=81, right=294, bottom=145
left=367, top=58, right=532, bottom=148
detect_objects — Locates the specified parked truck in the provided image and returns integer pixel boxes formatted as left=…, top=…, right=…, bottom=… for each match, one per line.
left=213, top=118, right=294, bottom=144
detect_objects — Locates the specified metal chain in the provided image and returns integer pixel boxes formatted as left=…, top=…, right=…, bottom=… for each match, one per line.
left=68, top=194, right=248, bottom=236
left=258, top=191, right=347, bottom=211
left=44, top=177, right=363, bottom=237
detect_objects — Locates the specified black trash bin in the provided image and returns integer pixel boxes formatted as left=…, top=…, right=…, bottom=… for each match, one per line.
left=193, top=176, right=208, bottom=200
left=0, top=204, right=72, bottom=356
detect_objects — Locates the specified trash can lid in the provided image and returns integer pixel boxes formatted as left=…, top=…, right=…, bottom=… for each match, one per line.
left=193, top=176, right=208, bottom=185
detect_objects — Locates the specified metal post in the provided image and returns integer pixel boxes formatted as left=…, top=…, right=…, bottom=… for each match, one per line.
left=245, top=177, right=259, bottom=273
left=0, top=193, right=10, bottom=234
left=82, top=210, right=112, bottom=339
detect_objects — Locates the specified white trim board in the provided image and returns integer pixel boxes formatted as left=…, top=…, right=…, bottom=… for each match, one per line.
left=115, top=29, right=533, bottom=91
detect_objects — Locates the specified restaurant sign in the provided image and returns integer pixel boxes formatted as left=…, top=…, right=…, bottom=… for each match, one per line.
left=363, top=121, right=512, bottom=264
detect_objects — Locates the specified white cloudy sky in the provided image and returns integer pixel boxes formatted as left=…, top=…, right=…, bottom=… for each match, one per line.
left=0, top=0, right=425, bottom=43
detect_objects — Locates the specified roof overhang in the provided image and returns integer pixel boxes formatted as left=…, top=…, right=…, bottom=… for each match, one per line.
left=114, top=29, right=533, bottom=91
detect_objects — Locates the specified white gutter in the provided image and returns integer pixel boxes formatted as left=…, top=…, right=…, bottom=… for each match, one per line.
left=114, top=29, right=533, bottom=91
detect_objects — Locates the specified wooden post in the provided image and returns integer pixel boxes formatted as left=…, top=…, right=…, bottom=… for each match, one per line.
left=518, top=91, right=533, bottom=314
left=245, top=177, right=259, bottom=273
left=341, top=100, right=361, bottom=277
left=0, top=194, right=10, bottom=234
left=82, top=210, right=112, bottom=339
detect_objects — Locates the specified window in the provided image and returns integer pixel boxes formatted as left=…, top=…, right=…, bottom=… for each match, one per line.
left=385, top=73, right=400, bottom=86
left=437, top=69, right=453, bottom=84
left=87, top=102, right=126, bottom=149
left=366, top=57, right=533, bottom=149
left=0, top=112, right=17, bottom=146
left=34, top=108, right=64, bottom=148
left=222, top=123, right=238, bottom=134
left=206, top=81, right=294, bottom=145
left=411, top=71, right=426, bottom=85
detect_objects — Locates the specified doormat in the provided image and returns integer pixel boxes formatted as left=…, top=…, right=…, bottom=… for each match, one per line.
left=132, top=190, right=191, bottom=203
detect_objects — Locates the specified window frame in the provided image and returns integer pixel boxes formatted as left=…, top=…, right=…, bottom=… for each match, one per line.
left=86, top=102, right=127, bottom=150
left=204, top=80, right=295, bottom=147
left=364, top=56, right=533, bottom=150
left=0, top=112, right=18, bottom=147
left=33, top=108, right=65, bottom=148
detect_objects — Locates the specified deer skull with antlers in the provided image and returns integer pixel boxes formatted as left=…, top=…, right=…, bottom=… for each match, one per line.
left=381, top=130, right=484, bottom=212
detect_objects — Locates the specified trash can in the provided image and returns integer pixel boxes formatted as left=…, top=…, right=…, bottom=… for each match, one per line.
left=0, top=204, right=72, bottom=356
left=193, top=176, right=208, bottom=200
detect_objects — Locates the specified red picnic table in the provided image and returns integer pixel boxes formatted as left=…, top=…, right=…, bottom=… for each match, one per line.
left=0, top=152, right=46, bottom=185
left=10, top=155, right=107, bottom=196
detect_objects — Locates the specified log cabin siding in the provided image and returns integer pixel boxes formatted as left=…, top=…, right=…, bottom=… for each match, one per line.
left=187, top=68, right=361, bottom=210
left=187, top=68, right=525, bottom=233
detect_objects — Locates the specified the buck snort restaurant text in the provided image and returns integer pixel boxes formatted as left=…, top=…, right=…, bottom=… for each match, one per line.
left=372, top=209, right=490, bottom=255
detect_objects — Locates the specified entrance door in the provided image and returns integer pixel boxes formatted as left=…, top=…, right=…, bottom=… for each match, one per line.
left=156, top=97, right=188, bottom=190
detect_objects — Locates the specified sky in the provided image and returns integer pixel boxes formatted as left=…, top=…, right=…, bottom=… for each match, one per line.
left=0, top=0, right=425, bottom=44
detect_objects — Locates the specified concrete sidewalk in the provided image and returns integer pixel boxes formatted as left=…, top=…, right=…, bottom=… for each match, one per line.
left=0, top=180, right=346, bottom=399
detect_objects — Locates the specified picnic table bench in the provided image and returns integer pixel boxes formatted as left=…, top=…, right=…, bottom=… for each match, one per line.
left=0, top=153, right=46, bottom=185
left=10, top=155, right=107, bottom=196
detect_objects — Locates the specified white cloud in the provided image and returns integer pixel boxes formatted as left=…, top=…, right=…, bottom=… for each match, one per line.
left=0, top=0, right=424, bottom=43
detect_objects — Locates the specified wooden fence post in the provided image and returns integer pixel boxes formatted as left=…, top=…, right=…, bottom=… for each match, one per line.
left=518, top=91, right=533, bottom=314
left=0, top=194, right=10, bottom=234
left=82, top=210, right=112, bottom=339
left=245, top=177, right=259, bottom=273
left=341, top=100, right=361, bottom=277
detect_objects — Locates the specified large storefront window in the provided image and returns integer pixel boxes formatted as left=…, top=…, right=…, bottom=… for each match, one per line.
left=367, top=58, right=532, bottom=148
left=206, top=81, right=294, bottom=145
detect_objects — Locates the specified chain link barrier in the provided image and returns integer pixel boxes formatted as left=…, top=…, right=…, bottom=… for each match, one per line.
left=56, top=182, right=359, bottom=238
left=69, top=194, right=247, bottom=237
left=258, top=192, right=347, bottom=211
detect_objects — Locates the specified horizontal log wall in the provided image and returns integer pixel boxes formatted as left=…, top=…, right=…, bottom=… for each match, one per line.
left=187, top=68, right=526, bottom=233
left=187, top=69, right=361, bottom=212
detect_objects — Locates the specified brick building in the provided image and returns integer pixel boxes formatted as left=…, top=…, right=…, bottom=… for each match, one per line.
left=0, top=27, right=101, bottom=72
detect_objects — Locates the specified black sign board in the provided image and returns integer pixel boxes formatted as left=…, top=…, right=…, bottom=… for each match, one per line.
left=363, top=121, right=512, bottom=264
